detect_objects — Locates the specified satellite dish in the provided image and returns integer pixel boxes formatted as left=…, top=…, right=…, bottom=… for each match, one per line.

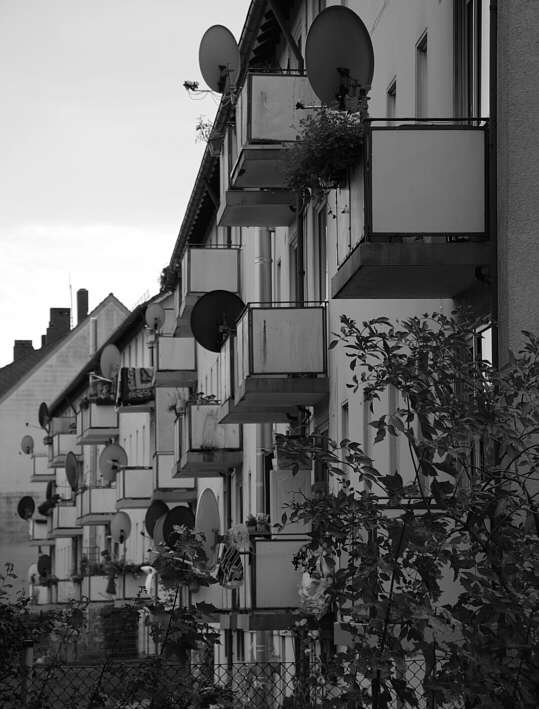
left=38, top=402, right=50, bottom=431
left=37, top=554, right=51, bottom=577
left=195, top=488, right=221, bottom=570
left=145, top=303, right=166, bottom=331
left=305, top=6, right=374, bottom=107
left=99, top=443, right=128, bottom=482
left=190, top=290, right=245, bottom=353
left=21, top=435, right=34, bottom=455
left=153, top=513, right=167, bottom=548
left=99, top=344, right=121, bottom=381
left=17, top=496, right=35, bottom=520
left=111, top=511, right=132, bottom=543
left=145, top=500, right=169, bottom=538
left=162, top=506, right=195, bottom=548
left=65, top=451, right=82, bottom=492
left=199, top=25, right=240, bottom=93
left=45, top=480, right=55, bottom=501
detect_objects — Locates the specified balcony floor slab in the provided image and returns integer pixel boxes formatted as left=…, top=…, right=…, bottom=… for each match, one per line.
left=332, top=241, right=492, bottom=299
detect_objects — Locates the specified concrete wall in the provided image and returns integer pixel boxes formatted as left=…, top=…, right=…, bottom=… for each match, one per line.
left=497, top=0, right=539, bottom=358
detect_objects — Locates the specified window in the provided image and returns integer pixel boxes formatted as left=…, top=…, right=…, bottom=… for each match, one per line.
left=387, top=78, right=397, bottom=121
left=275, top=258, right=282, bottom=303
left=416, top=32, right=428, bottom=118
left=454, top=0, right=485, bottom=117
left=314, top=207, right=328, bottom=302
left=341, top=402, right=349, bottom=442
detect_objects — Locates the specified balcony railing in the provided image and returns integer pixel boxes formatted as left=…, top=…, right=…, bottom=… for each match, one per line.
left=77, top=401, right=119, bottom=445
left=76, top=485, right=116, bottom=524
left=176, top=403, right=242, bottom=477
left=331, top=119, right=491, bottom=299
left=50, top=504, right=81, bottom=537
left=117, top=467, right=153, bottom=506
left=218, top=303, right=329, bottom=423
left=177, top=246, right=241, bottom=334
left=48, top=416, right=79, bottom=468
left=31, top=454, right=55, bottom=483
left=192, top=534, right=308, bottom=630
left=153, top=450, right=196, bottom=501
left=154, top=336, right=196, bottom=387
left=231, top=72, right=318, bottom=189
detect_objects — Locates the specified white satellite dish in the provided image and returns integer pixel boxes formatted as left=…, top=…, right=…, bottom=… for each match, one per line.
left=99, top=443, right=128, bottom=482
left=195, top=488, right=221, bottom=570
left=145, top=303, right=166, bottom=332
left=99, top=344, right=121, bottom=381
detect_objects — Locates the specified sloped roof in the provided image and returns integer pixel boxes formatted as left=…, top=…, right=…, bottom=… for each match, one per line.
left=0, top=293, right=128, bottom=403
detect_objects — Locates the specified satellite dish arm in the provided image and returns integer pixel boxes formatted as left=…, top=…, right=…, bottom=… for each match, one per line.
left=267, top=0, right=304, bottom=72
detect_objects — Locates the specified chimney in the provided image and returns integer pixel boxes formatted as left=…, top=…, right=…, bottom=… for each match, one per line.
left=77, top=289, right=89, bottom=324
left=13, top=340, right=34, bottom=361
left=45, top=308, right=71, bottom=345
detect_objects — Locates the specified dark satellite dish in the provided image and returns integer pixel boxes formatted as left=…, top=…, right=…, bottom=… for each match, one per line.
left=38, top=500, right=53, bottom=517
left=37, top=554, right=51, bottom=577
left=190, top=290, right=245, bottom=353
left=65, top=451, right=82, bottom=492
left=305, top=6, right=374, bottom=107
left=153, top=513, right=167, bottom=548
left=17, top=496, right=35, bottom=520
left=199, top=25, right=240, bottom=93
left=111, top=511, right=132, bottom=543
left=145, top=303, right=165, bottom=331
left=99, top=443, right=128, bottom=482
left=162, top=506, right=195, bottom=548
left=195, top=488, right=221, bottom=570
left=45, top=480, right=55, bottom=501
left=38, top=402, right=50, bottom=431
left=21, top=435, right=34, bottom=455
left=99, top=344, right=121, bottom=381
left=145, top=500, right=169, bottom=538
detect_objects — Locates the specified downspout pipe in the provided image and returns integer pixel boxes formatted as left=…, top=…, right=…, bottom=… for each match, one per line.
left=255, top=227, right=273, bottom=662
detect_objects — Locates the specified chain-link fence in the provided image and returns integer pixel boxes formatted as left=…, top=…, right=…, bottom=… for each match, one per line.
left=3, top=657, right=463, bottom=709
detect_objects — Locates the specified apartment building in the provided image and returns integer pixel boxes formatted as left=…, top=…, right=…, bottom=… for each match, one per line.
left=19, top=0, right=539, bottom=676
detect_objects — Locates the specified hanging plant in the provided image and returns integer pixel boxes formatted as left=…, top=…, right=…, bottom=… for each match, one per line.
left=285, top=108, right=365, bottom=194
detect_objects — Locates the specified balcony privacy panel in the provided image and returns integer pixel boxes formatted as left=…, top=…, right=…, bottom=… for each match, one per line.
left=237, top=73, right=316, bottom=147
left=80, top=487, right=116, bottom=517
left=79, top=403, right=118, bottom=443
left=118, top=468, right=152, bottom=500
left=53, top=505, right=78, bottom=529
left=157, top=337, right=195, bottom=371
left=181, top=248, right=240, bottom=302
left=253, top=538, right=305, bottom=609
left=370, top=126, right=486, bottom=235
left=187, top=405, right=241, bottom=451
left=155, top=451, right=195, bottom=490
left=33, top=455, right=53, bottom=478
left=239, top=306, right=326, bottom=378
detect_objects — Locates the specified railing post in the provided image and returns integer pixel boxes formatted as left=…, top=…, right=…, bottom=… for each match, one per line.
left=21, top=639, right=34, bottom=708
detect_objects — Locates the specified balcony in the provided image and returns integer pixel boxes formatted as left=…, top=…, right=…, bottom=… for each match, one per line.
left=48, top=417, right=79, bottom=468
left=217, top=189, right=296, bottom=228
left=117, top=467, right=153, bottom=508
left=176, top=403, right=242, bottom=478
left=177, top=247, right=240, bottom=335
left=77, top=401, right=119, bottom=445
left=153, top=451, right=196, bottom=503
left=195, top=535, right=307, bottom=630
left=29, top=518, right=50, bottom=545
left=76, top=485, right=116, bottom=525
left=50, top=503, right=81, bottom=538
left=31, top=454, right=55, bottom=483
left=218, top=303, right=329, bottom=423
left=154, top=336, right=196, bottom=387
left=331, top=120, right=491, bottom=299
left=230, top=72, right=317, bottom=189
left=57, top=579, right=82, bottom=603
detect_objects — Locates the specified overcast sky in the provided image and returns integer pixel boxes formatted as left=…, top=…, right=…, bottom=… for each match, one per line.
left=0, top=0, right=251, bottom=367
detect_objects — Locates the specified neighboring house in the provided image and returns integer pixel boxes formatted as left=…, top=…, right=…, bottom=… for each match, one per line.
left=0, top=291, right=129, bottom=594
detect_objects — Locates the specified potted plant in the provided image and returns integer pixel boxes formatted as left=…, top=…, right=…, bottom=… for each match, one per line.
left=285, top=107, right=365, bottom=195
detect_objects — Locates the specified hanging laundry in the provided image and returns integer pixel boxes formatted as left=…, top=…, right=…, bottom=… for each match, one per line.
left=117, top=367, right=154, bottom=406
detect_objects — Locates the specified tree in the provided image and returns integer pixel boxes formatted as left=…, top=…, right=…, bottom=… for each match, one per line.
left=279, top=312, right=539, bottom=708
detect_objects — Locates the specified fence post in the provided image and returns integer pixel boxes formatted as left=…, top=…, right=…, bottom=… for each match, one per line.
left=21, top=640, right=34, bottom=708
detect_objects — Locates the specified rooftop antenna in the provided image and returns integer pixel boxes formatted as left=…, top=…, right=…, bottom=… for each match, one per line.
left=68, top=274, right=73, bottom=329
